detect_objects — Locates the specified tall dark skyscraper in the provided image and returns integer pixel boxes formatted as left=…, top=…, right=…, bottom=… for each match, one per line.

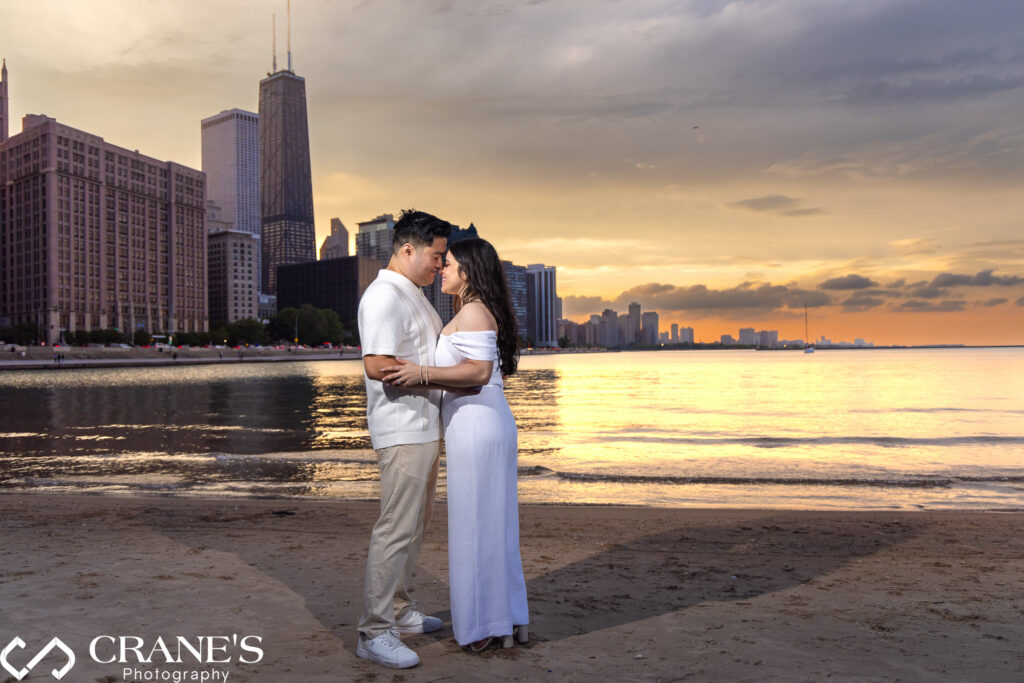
left=1, top=59, right=9, bottom=143
left=258, top=12, right=315, bottom=295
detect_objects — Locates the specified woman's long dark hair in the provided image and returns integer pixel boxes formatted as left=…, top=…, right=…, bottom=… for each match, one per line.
left=448, top=238, right=519, bottom=376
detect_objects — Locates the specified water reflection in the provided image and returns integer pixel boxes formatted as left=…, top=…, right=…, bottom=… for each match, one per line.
left=2, top=349, right=1023, bottom=509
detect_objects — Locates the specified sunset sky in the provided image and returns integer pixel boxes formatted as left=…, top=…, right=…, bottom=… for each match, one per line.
left=2, top=0, right=1022, bottom=345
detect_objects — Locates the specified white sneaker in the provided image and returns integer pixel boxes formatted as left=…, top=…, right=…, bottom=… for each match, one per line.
left=394, top=609, right=443, bottom=634
left=356, top=629, right=419, bottom=669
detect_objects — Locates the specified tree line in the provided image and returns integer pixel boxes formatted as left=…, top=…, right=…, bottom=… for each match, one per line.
left=0, top=304, right=358, bottom=348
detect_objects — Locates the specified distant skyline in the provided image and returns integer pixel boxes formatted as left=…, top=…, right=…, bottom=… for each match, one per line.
left=2, top=0, right=1022, bottom=344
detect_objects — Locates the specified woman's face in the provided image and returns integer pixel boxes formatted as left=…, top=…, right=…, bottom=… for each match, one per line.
left=440, top=251, right=467, bottom=296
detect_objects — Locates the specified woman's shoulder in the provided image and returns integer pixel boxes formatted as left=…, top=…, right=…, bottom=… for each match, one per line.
left=452, top=301, right=498, bottom=332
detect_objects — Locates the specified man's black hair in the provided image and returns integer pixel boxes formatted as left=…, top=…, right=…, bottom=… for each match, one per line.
left=392, top=209, right=453, bottom=251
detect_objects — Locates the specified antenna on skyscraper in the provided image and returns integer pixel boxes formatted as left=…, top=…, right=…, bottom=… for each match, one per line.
left=287, top=0, right=293, bottom=71
left=272, top=13, right=277, bottom=73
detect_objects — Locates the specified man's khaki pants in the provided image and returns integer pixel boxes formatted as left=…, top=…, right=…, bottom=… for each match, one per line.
left=359, top=440, right=441, bottom=639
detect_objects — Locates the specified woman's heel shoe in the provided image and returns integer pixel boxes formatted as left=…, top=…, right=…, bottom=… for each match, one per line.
left=514, top=625, right=529, bottom=644
left=464, top=637, right=493, bottom=653
left=501, top=635, right=514, bottom=649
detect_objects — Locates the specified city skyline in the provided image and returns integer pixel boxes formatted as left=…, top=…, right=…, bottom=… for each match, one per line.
left=3, top=1, right=1022, bottom=345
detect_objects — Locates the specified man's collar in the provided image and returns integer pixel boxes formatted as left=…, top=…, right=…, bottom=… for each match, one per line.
left=377, top=268, right=421, bottom=292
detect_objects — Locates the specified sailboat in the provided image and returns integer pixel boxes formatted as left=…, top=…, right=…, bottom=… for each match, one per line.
left=804, top=305, right=815, bottom=354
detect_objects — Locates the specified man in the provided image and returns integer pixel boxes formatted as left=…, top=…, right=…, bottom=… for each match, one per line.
left=356, top=210, right=451, bottom=669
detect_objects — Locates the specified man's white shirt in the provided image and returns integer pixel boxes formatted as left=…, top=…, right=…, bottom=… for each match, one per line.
left=358, top=269, right=443, bottom=450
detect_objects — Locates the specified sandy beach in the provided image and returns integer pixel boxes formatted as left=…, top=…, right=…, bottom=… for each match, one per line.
left=0, top=494, right=1021, bottom=681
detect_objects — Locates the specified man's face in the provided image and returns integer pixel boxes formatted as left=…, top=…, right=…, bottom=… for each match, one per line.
left=409, top=237, right=447, bottom=287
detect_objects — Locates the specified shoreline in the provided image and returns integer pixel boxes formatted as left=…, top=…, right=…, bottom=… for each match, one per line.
left=1, top=344, right=1020, bottom=370
left=0, top=347, right=360, bottom=370
left=1, top=492, right=1020, bottom=681
left=5, top=486, right=1024, bottom=514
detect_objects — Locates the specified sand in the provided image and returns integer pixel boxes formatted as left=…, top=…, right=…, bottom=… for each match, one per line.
left=0, top=493, right=1021, bottom=682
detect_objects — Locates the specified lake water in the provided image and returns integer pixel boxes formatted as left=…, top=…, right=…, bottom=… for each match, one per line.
left=1, top=348, right=1022, bottom=510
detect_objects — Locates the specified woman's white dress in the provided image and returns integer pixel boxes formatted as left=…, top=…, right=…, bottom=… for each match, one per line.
left=436, top=330, right=529, bottom=645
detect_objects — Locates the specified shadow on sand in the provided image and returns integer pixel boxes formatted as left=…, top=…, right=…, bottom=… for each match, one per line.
left=157, top=506, right=922, bottom=648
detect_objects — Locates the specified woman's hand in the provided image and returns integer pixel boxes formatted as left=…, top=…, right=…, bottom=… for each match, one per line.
left=380, top=358, right=423, bottom=386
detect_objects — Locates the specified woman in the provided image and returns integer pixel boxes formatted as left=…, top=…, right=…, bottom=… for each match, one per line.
left=380, top=237, right=529, bottom=651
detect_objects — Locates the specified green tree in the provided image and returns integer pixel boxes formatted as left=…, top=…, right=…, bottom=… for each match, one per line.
left=297, top=304, right=328, bottom=346
left=323, top=308, right=344, bottom=346
left=268, top=305, right=349, bottom=345
left=269, top=307, right=299, bottom=343
left=12, top=321, right=38, bottom=345
left=228, top=318, right=267, bottom=346
left=133, top=328, right=152, bottom=346
left=210, top=325, right=230, bottom=346
left=97, top=328, right=126, bottom=345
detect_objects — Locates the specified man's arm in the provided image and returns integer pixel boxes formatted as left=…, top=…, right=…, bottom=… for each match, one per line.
left=363, top=354, right=397, bottom=381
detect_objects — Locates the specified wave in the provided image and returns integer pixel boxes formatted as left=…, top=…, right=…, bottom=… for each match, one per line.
left=850, top=407, right=1024, bottom=415
left=517, top=466, right=1024, bottom=489
left=596, top=434, right=1024, bottom=448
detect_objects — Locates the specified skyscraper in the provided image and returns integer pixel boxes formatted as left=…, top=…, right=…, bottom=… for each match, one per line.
left=201, top=109, right=260, bottom=235
left=629, top=301, right=642, bottom=339
left=526, top=264, right=558, bottom=347
left=641, top=312, right=659, bottom=344
left=320, top=217, right=349, bottom=260
left=258, top=22, right=315, bottom=295
left=501, top=260, right=528, bottom=341
left=208, top=229, right=258, bottom=327
left=1, top=59, right=8, bottom=143
left=202, top=108, right=260, bottom=294
left=355, top=213, right=396, bottom=267
left=600, top=309, right=619, bottom=347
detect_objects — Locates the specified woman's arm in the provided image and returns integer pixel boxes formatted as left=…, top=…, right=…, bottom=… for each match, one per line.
left=380, top=302, right=498, bottom=388
left=365, top=355, right=478, bottom=393
left=380, top=357, right=492, bottom=388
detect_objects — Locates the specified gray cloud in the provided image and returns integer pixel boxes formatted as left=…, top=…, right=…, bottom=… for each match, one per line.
left=726, top=195, right=822, bottom=217
left=931, top=269, right=1024, bottom=287
left=896, top=299, right=967, bottom=313
left=845, top=74, right=1024, bottom=106
left=562, top=294, right=614, bottom=317
left=841, top=295, right=885, bottom=310
left=862, top=288, right=903, bottom=299
left=616, top=282, right=832, bottom=314
left=819, top=274, right=877, bottom=290
left=562, top=281, right=834, bottom=318
left=727, top=195, right=801, bottom=212
left=1017, top=297, right=1024, bottom=307
left=959, top=240, right=1024, bottom=261
left=980, top=298, right=1008, bottom=307
left=907, top=286, right=948, bottom=299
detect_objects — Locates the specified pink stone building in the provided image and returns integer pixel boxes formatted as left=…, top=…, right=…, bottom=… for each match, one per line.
left=0, top=92, right=207, bottom=344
